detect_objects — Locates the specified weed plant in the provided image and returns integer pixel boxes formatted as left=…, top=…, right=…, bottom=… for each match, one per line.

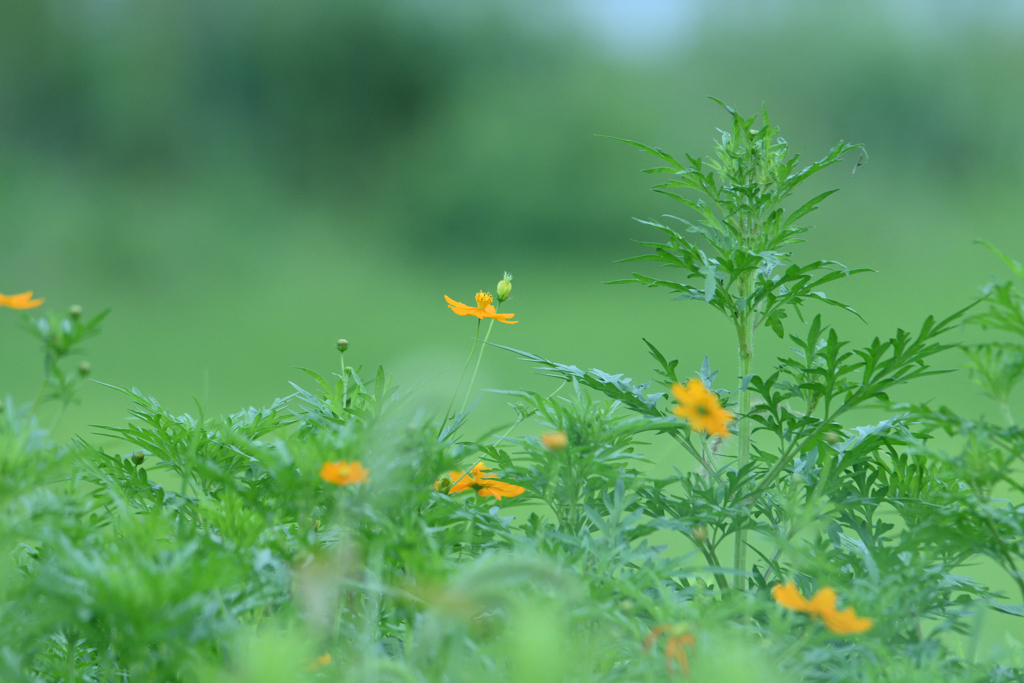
left=2, top=104, right=1023, bottom=682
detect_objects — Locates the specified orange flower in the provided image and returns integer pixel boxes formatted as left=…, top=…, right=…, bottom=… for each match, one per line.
left=319, top=460, right=369, bottom=486
left=437, top=462, right=524, bottom=500
left=771, top=582, right=873, bottom=635
left=0, top=291, right=43, bottom=310
left=671, top=379, right=733, bottom=437
left=540, top=431, right=568, bottom=451
left=444, top=291, right=517, bottom=324
left=644, top=624, right=696, bottom=678
left=305, top=653, right=332, bottom=672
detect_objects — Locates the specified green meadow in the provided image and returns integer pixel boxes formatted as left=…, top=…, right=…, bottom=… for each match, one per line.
left=2, top=2, right=1024, bottom=680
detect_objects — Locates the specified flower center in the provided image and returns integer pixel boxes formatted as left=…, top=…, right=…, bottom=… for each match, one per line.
left=475, top=291, right=493, bottom=308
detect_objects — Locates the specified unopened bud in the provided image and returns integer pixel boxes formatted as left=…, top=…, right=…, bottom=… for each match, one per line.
left=691, top=526, right=707, bottom=544
left=69, top=305, right=82, bottom=320
left=540, top=431, right=568, bottom=451
left=336, top=339, right=349, bottom=353
left=130, top=452, right=146, bottom=465
left=78, top=361, right=91, bottom=376
left=435, top=475, right=453, bottom=494
left=495, top=273, right=513, bottom=303
left=825, top=432, right=840, bottom=444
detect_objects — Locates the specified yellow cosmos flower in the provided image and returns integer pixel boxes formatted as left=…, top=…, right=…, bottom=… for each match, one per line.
left=671, top=379, right=733, bottom=437
left=0, top=291, right=43, bottom=310
left=436, top=462, right=524, bottom=500
left=319, top=460, right=369, bottom=486
left=643, top=624, right=696, bottom=678
left=540, top=431, right=568, bottom=451
left=771, top=582, right=873, bottom=635
left=305, top=653, right=332, bottom=672
left=444, top=291, right=517, bottom=324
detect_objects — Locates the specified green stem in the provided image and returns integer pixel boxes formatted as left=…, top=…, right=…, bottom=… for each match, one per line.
left=733, top=277, right=755, bottom=590
left=31, top=378, right=47, bottom=413
left=1001, top=400, right=1015, bottom=427
left=438, top=319, right=482, bottom=438
left=461, top=317, right=497, bottom=415
left=694, top=537, right=730, bottom=591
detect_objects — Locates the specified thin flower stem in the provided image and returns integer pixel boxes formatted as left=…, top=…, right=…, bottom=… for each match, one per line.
left=461, top=316, right=497, bottom=415
left=340, top=348, right=348, bottom=408
left=694, top=538, right=730, bottom=591
left=438, top=319, right=482, bottom=439
left=1001, top=401, right=1015, bottom=427
left=31, top=377, right=48, bottom=412
left=733, top=274, right=756, bottom=590
left=671, top=431, right=717, bottom=480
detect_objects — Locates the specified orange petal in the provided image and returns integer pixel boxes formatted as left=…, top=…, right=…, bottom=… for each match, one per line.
left=445, top=295, right=479, bottom=317
left=320, top=460, right=368, bottom=486
left=0, top=291, right=44, bottom=310
left=820, top=606, right=873, bottom=635
left=643, top=625, right=669, bottom=652
left=447, top=470, right=473, bottom=494
left=477, top=480, right=525, bottom=500
left=807, top=586, right=838, bottom=617
left=320, top=461, right=344, bottom=485
left=345, top=462, right=370, bottom=484
left=540, top=432, right=568, bottom=451
left=479, top=305, right=517, bottom=324
left=772, top=582, right=813, bottom=613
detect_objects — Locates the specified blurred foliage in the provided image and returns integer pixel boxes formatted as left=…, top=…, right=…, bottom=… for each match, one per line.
left=3, top=100, right=1024, bottom=681
left=3, top=0, right=1024, bottom=256
left=4, top=5, right=1024, bottom=672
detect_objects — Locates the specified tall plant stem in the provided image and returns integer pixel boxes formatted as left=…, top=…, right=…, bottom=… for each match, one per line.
left=460, top=317, right=497, bottom=415
left=1001, top=400, right=1015, bottom=427
left=733, top=276, right=755, bottom=590
left=438, top=319, right=482, bottom=438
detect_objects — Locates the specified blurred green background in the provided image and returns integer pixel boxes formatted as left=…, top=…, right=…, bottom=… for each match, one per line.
left=3, top=0, right=1024, bottom=647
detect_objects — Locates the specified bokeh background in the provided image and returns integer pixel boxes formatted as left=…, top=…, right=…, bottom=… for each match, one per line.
left=3, top=0, right=1024, bottom=645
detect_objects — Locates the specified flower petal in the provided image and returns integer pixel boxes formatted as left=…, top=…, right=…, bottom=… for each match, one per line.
left=820, top=606, right=873, bottom=635
left=477, top=480, right=525, bottom=500
left=0, top=291, right=44, bottom=310
left=807, top=586, right=838, bottom=617
left=772, top=582, right=813, bottom=613
left=447, top=470, right=473, bottom=494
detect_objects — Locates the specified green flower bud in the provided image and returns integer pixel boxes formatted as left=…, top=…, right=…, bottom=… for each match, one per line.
left=336, top=339, right=349, bottom=353
left=130, top=452, right=146, bottom=465
left=78, top=361, right=91, bottom=376
left=496, top=272, right=513, bottom=302
left=69, top=305, right=82, bottom=320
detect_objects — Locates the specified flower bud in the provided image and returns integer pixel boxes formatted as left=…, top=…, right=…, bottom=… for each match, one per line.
left=495, top=272, right=513, bottom=302
left=69, top=304, right=82, bottom=320
left=131, top=451, right=146, bottom=465
left=540, top=431, right=568, bottom=451
left=435, top=475, right=453, bottom=494
left=336, top=339, right=349, bottom=353
left=78, top=361, right=91, bottom=376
